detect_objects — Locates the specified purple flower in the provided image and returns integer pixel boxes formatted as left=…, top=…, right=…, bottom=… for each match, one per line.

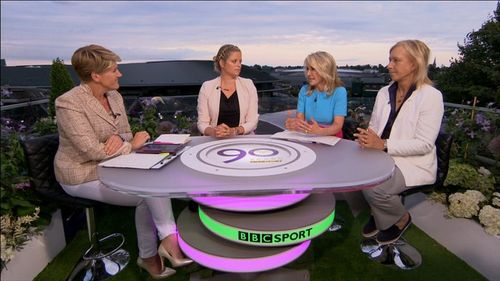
left=1, top=88, right=12, bottom=98
left=15, top=182, right=31, bottom=189
left=141, top=98, right=152, bottom=108
left=467, top=130, right=476, bottom=139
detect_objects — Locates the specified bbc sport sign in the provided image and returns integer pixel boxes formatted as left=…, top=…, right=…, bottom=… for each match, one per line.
left=181, top=138, right=316, bottom=177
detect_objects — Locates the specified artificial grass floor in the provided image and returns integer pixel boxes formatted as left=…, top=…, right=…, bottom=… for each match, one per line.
left=35, top=200, right=486, bottom=281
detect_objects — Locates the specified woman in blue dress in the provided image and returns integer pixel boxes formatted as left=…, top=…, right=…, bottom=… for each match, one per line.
left=285, top=51, right=347, bottom=138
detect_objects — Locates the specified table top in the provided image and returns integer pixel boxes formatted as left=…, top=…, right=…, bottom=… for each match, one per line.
left=98, top=135, right=394, bottom=198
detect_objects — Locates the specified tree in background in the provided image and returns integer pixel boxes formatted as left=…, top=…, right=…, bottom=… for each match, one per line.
left=436, top=2, right=500, bottom=105
left=48, top=58, right=74, bottom=117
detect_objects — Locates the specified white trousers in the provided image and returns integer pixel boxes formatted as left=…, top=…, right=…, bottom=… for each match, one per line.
left=62, top=180, right=176, bottom=258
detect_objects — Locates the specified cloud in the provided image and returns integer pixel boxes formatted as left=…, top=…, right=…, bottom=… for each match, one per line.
left=1, top=1, right=496, bottom=66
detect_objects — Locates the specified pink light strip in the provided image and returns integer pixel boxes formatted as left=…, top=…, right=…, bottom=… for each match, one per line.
left=178, top=235, right=311, bottom=273
left=191, top=193, right=310, bottom=212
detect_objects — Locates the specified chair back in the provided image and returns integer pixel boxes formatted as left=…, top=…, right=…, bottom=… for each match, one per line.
left=342, top=117, right=360, bottom=141
left=433, top=132, right=453, bottom=188
left=20, top=133, right=96, bottom=207
left=401, top=132, right=453, bottom=197
left=21, top=133, right=60, bottom=191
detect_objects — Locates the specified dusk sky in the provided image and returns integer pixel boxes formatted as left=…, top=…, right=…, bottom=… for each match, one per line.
left=1, top=1, right=497, bottom=67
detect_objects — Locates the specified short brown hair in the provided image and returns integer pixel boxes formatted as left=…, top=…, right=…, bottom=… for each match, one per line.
left=213, top=44, right=241, bottom=73
left=71, top=44, right=121, bottom=82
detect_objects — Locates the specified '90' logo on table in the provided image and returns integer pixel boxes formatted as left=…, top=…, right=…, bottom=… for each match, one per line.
left=181, top=138, right=316, bottom=177
left=217, top=148, right=279, bottom=163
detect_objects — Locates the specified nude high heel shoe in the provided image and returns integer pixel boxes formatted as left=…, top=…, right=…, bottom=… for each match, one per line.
left=137, top=257, right=176, bottom=279
left=158, top=245, right=193, bottom=268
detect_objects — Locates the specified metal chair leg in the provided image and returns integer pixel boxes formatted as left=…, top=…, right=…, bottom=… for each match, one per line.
left=360, top=237, right=422, bottom=270
left=328, top=215, right=345, bottom=232
left=66, top=208, right=130, bottom=280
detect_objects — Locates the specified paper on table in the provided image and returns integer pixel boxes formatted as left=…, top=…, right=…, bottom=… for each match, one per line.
left=154, top=134, right=190, bottom=144
left=98, top=153, right=169, bottom=169
left=271, top=130, right=341, bottom=146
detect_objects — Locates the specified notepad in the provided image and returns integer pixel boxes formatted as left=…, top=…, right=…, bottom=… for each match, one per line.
left=99, top=153, right=168, bottom=169
left=153, top=134, right=190, bottom=144
left=271, top=130, right=341, bottom=146
left=98, top=147, right=190, bottom=169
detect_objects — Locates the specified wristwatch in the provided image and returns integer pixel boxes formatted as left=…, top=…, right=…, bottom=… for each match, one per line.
left=383, top=139, right=388, bottom=152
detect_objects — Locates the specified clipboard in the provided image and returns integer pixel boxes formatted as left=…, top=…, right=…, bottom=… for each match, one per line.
left=135, top=143, right=185, bottom=154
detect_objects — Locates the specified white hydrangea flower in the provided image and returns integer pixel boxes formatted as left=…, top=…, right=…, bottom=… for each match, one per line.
left=477, top=166, right=491, bottom=177
left=493, top=197, right=500, bottom=208
left=478, top=205, right=500, bottom=236
left=464, top=190, right=487, bottom=202
left=448, top=191, right=486, bottom=218
left=449, top=193, right=479, bottom=218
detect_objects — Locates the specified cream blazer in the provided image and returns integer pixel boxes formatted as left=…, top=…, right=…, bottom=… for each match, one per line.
left=54, top=84, right=133, bottom=185
left=197, top=76, right=259, bottom=134
left=369, top=83, right=444, bottom=187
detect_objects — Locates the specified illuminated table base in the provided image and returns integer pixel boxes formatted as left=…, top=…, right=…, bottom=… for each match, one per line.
left=198, top=194, right=335, bottom=246
left=191, top=193, right=311, bottom=212
left=177, top=208, right=310, bottom=273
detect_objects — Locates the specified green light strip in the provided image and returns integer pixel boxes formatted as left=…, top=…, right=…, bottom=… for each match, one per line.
left=198, top=208, right=335, bottom=246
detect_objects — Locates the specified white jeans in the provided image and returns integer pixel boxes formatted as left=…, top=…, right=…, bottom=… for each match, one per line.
left=62, top=180, right=176, bottom=258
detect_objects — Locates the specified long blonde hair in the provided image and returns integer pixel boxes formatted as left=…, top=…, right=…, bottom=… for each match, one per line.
left=304, top=51, right=343, bottom=96
left=213, top=44, right=241, bottom=73
left=390, top=40, right=433, bottom=88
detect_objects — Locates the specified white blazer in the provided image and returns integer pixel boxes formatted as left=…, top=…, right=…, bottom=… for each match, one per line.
left=197, top=76, right=259, bottom=135
left=369, top=83, right=444, bottom=187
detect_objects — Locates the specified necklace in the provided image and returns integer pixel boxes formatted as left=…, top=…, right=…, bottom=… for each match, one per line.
left=396, top=90, right=405, bottom=104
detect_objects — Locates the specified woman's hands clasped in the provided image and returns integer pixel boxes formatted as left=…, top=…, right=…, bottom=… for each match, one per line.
left=214, top=123, right=237, bottom=138
left=285, top=111, right=321, bottom=135
left=354, top=127, right=384, bottom=150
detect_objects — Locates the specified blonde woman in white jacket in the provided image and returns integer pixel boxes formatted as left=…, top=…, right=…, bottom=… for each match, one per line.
left=197, top=44, right=259, bottom=137
left=354, top=40, right=444, bottom=244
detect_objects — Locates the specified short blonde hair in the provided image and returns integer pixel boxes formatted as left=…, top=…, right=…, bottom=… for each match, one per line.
left=213, top=44, right=241, bottom=73
left=304, top=51, right=343, bottom=96
left=390, top=40, right=432, bottom=88
left=71, top=44, right=121, bottom=82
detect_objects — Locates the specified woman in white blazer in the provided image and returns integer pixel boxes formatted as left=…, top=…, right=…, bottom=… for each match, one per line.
left=197, top=44, right=259, bottom=137
left=354, top=40, right=444, bottom=244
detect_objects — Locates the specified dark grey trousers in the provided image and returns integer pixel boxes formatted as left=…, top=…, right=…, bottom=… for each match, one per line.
left=361, top=166, right=407, bottom=230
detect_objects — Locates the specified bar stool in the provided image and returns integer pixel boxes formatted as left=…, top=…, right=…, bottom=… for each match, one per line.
left=360, top=132, right=453, bottom=270
left=21, top=133, right=130, bottom=280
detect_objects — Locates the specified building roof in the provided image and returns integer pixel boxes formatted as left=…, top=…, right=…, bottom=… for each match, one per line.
left=1, top=60, right=278, bottom=88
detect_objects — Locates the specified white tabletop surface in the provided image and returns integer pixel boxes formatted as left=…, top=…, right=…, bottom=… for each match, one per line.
left=98, top=135, right=394, bottom=198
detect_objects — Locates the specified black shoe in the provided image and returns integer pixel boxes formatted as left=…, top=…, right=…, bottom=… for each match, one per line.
left=362, top=215, right=379, bottom=237
left=376, top=213, right=412, bottom=245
